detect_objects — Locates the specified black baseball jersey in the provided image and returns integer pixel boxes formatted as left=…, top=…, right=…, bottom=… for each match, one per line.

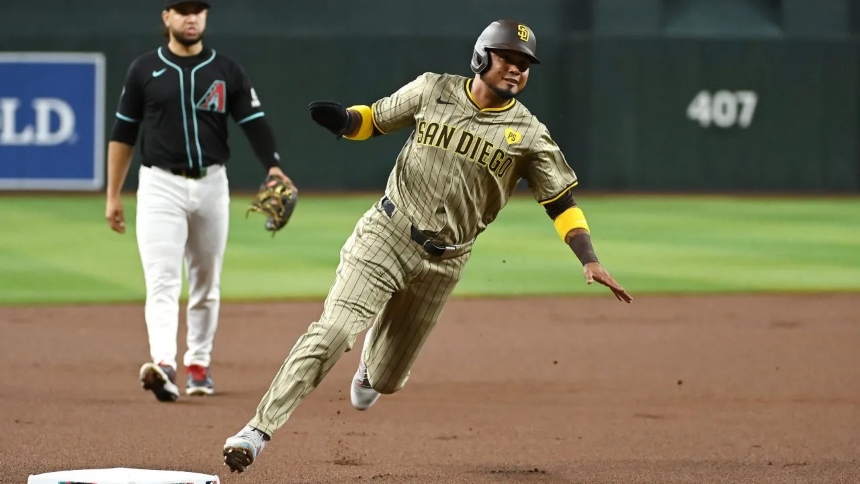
left=113, top=45, right=266, bottom=173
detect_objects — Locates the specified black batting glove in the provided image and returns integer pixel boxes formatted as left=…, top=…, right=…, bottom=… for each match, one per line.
left=308, top=101, right=351, bottom=138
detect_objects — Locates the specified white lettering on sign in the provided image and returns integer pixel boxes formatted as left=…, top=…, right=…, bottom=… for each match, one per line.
left=0, top=97, right=77, bottom=146
left=687, top=90, right=758, bottom=129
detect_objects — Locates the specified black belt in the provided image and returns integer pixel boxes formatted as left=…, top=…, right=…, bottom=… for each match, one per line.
left=148, top=165, right=209, bottom=179
left=381, top=197, right=458, bottom=258
left=168, top=166, right=208, bottom=179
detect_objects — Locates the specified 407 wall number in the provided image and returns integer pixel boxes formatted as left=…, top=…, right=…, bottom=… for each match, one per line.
left=687, top=90, right=758, bottom=129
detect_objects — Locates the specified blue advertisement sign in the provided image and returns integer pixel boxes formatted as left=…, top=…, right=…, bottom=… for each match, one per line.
left=0, top=52, right=105, bottom=190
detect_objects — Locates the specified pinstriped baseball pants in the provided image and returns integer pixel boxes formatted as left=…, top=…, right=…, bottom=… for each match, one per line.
left=248, top=198, right=470, bottom=436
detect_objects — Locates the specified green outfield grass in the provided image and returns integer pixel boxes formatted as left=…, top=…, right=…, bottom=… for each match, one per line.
left=0, top=193, right=858, bottom=306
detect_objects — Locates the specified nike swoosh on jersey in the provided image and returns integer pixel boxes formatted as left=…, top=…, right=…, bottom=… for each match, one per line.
left=152, top=68, right=167, bottom=77
left=436, top=96, right=453, bottom=105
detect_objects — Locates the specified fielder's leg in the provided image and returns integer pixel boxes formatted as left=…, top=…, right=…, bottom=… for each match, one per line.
left=183, top=165, right=230, bottom=396
left=135, top=165, right=187, bottom=402
left=223, top=202, right=413, bottom=472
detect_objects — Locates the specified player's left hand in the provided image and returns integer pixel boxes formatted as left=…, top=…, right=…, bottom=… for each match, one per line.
left=583, top=262, right=632, bottom=303
left=267, top=166, right=297, bottom=194
left=246, top=170, right=298, bottom=236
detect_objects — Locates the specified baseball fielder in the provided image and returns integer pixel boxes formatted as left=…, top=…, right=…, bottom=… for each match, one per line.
left=223, top=19, right=631, bottom=472
left=105, top=0, right=295, bottom=402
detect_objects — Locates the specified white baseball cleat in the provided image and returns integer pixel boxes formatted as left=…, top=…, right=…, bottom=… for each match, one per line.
left=223, top=425, right=269, bottom=473
left=139, top=362, right=180, bottom=402
left=350, top=360, right=381, bottom=411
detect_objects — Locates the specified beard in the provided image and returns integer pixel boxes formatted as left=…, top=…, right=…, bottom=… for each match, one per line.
left=488, top=82, right=517, bottom=100
left=481, top=73, right=522, bottom=100
left=171, top=28, right=203, bottom=46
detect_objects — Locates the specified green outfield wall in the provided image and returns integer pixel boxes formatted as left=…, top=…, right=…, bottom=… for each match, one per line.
left=1, top=0, right=857, bottom=192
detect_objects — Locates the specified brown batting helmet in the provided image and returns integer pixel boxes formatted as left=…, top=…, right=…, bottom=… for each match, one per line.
left=470, top=19, right=541, bottom=74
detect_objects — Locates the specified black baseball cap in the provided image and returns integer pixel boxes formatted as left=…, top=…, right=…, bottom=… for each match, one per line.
left=164, top=0, right=211, bottom=9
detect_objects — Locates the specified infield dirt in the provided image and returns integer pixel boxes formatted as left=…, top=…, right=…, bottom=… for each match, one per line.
left=1, top=294, right=858, bottom=483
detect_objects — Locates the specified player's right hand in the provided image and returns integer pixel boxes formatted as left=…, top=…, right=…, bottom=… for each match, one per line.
left=308, top=100, right=349, bottom=136
left=105, top=196, right=126, bottom=234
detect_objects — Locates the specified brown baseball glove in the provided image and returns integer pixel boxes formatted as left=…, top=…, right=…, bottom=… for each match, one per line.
left=246, top=175, right=298, bottom=236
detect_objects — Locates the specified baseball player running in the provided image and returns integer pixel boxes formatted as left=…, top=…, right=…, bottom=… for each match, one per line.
left=222, top=19, right=631, bottom=472
left=105, top=0, right=296, bottom=402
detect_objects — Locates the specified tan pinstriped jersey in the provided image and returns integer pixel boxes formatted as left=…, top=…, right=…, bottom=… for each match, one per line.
left=371, top=72, right=578, bottom=246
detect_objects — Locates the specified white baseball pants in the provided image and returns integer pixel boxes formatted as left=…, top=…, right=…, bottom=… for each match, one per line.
left=135, top=164, right=230, bottom=370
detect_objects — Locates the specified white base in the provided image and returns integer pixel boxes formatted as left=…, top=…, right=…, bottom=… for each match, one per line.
left=28, top=467, right=219, bottom=484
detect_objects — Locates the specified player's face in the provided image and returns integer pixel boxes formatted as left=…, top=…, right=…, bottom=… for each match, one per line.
left=482, top=50, right=532, bottom=100
left=162, top=2, right=208, bottom=46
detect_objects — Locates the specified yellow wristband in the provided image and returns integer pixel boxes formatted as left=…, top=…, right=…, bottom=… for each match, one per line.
left=343, top=104, right=375, bottom=141
left=553, top=207, right=590, bottom=241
